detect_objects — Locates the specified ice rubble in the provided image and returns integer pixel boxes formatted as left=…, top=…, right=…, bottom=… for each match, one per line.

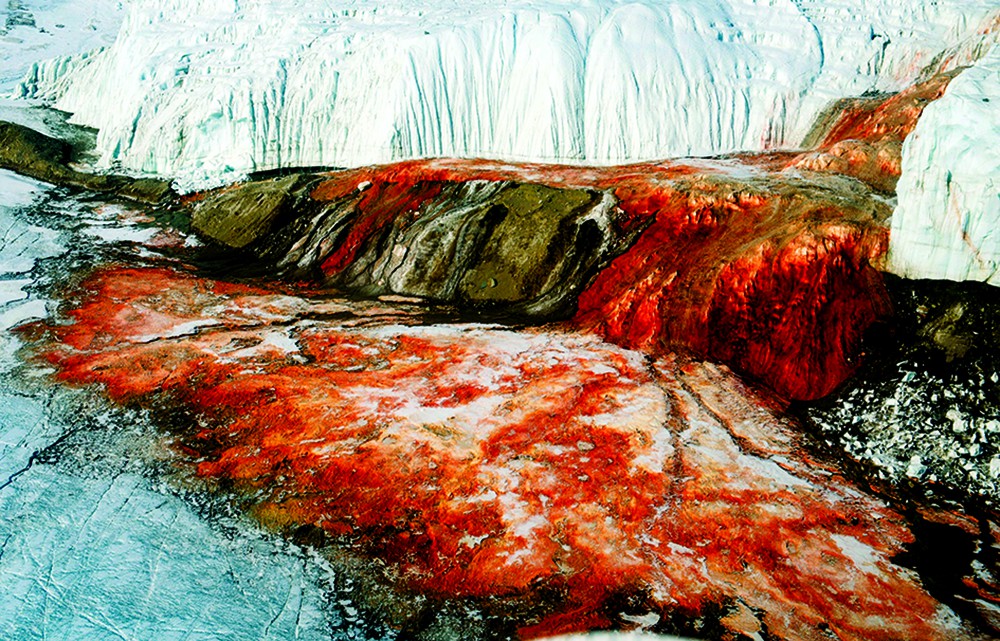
left=18, top=0, right=1000, bottom=190
left=888, top=45, right=1000, bottom=286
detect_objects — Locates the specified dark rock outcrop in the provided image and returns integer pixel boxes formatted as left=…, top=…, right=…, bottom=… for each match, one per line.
left=0, top=121, right=172, bottom=203
left=255, top=176, right=627, bottom=318
left=802, top=275, right=1000, bottom=501
left=0, top=58, right=945, bottom=403
left=191, top=174, right=302, bottom=248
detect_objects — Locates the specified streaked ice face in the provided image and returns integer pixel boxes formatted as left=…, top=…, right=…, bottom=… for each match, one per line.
left=19, top=0, right=999, bottom=191
left=889, top=45, right=1000, bottom=286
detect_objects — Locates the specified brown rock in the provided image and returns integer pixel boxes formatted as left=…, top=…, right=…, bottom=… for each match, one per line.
left=191, top=174, right=301, bottom=248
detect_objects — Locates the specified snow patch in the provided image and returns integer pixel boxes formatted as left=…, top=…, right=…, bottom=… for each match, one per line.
left=830, top=533, right=883, bottom=577
left=135, top=319, right=218, bottom=343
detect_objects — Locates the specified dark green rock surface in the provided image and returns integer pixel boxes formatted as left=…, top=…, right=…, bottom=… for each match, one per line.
left=254, top=179, right=633, bottom=319
left=191, top=174, right=301, bottom=248
left=0, top=121, right=172, bottom=203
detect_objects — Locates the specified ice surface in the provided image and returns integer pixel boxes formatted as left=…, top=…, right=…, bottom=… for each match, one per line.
left=0, top=168, right=44, bottom=208
left=0, top=391, right=51, bottom=480
left=0, top=170, right=63, bottom=369
left=0, top=0, right=124, bottom=155
left=18, top=0, right=999, bottom=191
left=0, top=171, right=63, bottom=276
left=888, top=45, right=1000, bottom=286
left=0, top=164, right=338, bottom=641
left=0, top=469, right=330, bottom=641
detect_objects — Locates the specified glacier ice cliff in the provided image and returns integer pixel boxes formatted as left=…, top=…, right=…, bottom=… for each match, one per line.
left=888, top=44, right=1000, bottom=286
left=17, top=0, right=1000, bottom=190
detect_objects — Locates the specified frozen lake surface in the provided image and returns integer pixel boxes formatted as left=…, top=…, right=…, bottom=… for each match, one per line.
left=0, top=169, right=347, bottom=641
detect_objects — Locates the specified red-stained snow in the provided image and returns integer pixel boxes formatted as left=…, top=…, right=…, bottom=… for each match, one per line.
left=25, top=264, right=964, bottom=640
left=788, top=70, right=963, bottom=193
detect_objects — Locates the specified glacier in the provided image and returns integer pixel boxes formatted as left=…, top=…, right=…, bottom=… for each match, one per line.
left=17, top=0, right=1000, bottom=191
left=888, top=44, right=1000, bottom=286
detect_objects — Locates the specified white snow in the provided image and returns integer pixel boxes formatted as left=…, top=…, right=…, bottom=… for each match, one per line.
left=0, top=171, right=63, bottom=347
left=830, top=533, right=883, bottom=577
left=17, top=0, right=999, bottom=191
left=0, top=169, right=44, bottom=207
left=0, top=278, right=31, bottom=306
left=888, top=44, right=1000, bottom=286
left=0, top=0, right=125, bottom=93
left=80, top=222, right=162, bottom=244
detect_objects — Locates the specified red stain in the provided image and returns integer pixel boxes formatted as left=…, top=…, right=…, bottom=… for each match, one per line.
left=300, top=157, right=890, bottom=400
left=787, top=70, right=964, bottom=191
left=26, top=264, right=965, bottom=640
left=308, top=157, right=707, bottom=248
left=819, top=71, right=960, bottom=148
left=184, top=68, right=964, bottom=407
left=318, top=178, right=444, bottom=275
left=574, top=189, right=890, bottom=401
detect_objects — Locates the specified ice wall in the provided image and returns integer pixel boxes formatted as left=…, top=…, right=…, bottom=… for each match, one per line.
left=888, top=45, right=1000, bottom=286
left=18, top=0, right=1000, bottom=190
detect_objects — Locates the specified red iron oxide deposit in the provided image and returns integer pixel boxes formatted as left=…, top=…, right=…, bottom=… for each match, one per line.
left=14, top=68, right=988, bottom=640
left=22, top=263, right=976, bottom=640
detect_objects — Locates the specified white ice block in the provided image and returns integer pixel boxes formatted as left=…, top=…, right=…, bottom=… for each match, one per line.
left=889, top=45, right=1000, bottom=286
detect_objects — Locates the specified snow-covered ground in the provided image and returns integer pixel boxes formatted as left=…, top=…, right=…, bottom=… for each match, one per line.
left=17, top=0, right=1000, bottom=190
left=888, top=44, right=1000, bottom=286
left=0, top=0, right=125, bottom=92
